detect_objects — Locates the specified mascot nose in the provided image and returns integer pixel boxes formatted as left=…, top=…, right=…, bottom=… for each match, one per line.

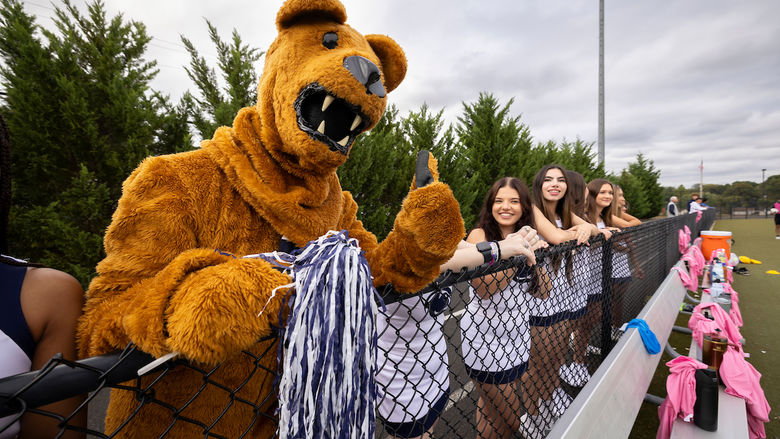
left=343, top=56, right=386, bottom=98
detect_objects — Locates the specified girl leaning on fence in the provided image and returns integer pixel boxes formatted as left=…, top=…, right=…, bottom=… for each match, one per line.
left=520, top=165, right=598, bottom=433
left=566, top=179, right=623, bottom=381
left=376, top=178, right=544, bottom=439
left=457, top=177, right=550, bottom=439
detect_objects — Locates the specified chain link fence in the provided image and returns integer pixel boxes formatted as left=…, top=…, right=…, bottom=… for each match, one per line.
left=0, top=210, right=715, bottom=438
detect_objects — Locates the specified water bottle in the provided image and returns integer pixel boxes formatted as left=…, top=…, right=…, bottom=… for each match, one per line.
left=693, top=368, right=718, bottom=431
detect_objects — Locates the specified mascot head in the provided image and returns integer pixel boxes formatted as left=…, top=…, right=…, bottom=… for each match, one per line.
left=258, top=0, right=407, bottom=175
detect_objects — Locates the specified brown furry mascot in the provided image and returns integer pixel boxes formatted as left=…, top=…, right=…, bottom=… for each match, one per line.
left=76, top=0, right=464, bottom=437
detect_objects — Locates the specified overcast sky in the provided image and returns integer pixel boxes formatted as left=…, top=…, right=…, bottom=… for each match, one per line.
left=22, top=0, right=780, bottom=187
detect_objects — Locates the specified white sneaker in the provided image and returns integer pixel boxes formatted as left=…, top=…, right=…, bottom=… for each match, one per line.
left=541, top=388, right=572, bottom=419
left=776, top=235, right=780, bottom=240
left=586, top=344, right=601, bottom=356
left=519, top=412, right=547, bottom=439
left=572, top=362, right=591, bottom=386
left=611, top=327, right=623, bottom=341
left=560, top=362, right=590, bottom=387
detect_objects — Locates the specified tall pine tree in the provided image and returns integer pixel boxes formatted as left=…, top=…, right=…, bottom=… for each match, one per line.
left=454, top=93, right=533, bottom=228
left=180, top=20, right=264, bottom=141
left=0, top=0, right=192, bottom=285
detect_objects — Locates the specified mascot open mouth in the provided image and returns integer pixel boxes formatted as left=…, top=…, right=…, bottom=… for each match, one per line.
left=295, top=83, right=368, bottom=155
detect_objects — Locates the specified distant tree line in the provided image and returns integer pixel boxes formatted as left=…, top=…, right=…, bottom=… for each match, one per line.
left=664, top=175, right=780, bottom=214
left=0, top=0, right=663, bottom=287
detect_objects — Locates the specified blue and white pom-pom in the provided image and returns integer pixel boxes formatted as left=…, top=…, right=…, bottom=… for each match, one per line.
left=270, top=230, right=383, bottom=439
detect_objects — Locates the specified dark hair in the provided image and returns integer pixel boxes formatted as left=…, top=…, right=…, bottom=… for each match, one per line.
left=587, top=178, right=616, bottom=227
left=475, top=177, right=535, bottom=242
left=564, top=170, right=587, bottom=218
left=532, top=164, right=573, bottom=230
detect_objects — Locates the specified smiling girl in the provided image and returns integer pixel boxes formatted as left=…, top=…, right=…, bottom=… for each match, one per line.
left=520, top=165, right=598, bottom=430
left=458, top=177, right=549, bottom=439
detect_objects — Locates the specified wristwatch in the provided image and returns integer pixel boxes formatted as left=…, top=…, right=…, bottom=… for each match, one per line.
left=476, top=241, right=493, bottom=264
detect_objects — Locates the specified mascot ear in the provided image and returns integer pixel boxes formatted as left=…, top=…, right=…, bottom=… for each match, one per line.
left=276, top=0, right=347, bottom=30
left=365, top=34, right=407, bottom=94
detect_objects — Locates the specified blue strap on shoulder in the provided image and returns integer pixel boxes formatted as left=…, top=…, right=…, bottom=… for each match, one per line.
left=626, top=318, right=661, bottom=354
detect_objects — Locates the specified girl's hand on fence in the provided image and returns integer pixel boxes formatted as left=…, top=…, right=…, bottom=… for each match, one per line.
left=568, top=224, right=591, bottom=245
left=501, top=231, right=537, bottom=266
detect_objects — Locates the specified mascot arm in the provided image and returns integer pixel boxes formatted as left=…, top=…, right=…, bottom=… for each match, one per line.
left=78, top=158, right=291, bottom=365
left=350, top=151, right=465, bottom=292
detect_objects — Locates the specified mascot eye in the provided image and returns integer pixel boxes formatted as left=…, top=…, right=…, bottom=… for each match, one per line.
left=322, top=32, right=338, bottom=49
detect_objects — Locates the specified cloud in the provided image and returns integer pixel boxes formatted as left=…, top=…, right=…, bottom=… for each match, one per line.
left=22, top=0, right=780, bottom=186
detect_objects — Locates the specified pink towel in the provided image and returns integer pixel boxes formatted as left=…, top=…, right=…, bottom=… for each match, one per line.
left=672, top=266, right=698, bottom=292
left=723, top=284, right=743, bottom=327
left=720, top=345, right=771, bottom=439
left=688, top=303, right=743, bottom=348
left=678, top=226, right=691, bottom=254
left=656, top=356, right=709, bottom=439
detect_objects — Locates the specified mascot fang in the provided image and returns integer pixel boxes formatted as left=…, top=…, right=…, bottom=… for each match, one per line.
left=77, top=0, right=465, bottom=437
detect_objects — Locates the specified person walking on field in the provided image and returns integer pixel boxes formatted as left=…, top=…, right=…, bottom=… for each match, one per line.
left=667, top=196, right=679, bottom=217
left=773, top=197, right=780, bottom=239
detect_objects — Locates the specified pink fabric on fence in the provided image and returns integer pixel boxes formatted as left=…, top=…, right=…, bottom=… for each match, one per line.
left=656, top=356, right=709, bottom=439
left=688, top=303, right=743, bottom=348
left=723, top=284, right=744, bottom=327
left=684, top=246, right=705, bottom=276
left=678, top=226, right=691, bottom=254
left=673, top=245, right=707, bottom=292
left=696, top=210, right=703, bottom=222
left=720, top=345, right=771, bottom=439
left=672, top=266, right=698, bottom=292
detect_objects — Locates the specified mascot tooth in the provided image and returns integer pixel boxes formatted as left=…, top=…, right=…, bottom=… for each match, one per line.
left=77, top=0, right=465, bottom=437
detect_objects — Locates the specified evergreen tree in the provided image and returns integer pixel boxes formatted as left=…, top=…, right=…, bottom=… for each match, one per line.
left=180, top=20, right=264, bottom=141
left=338, top=106, right=413, bottom=240
left=621, top=153, right=663, bottom=218
left=0, top=0, right=192, bottom=286
left=454, top=93, right=533, bottom=228
left=615, top=170, right=650, bottom=218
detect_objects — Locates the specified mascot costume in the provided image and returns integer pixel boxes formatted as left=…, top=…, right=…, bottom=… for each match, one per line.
left=77, top=0, right=464, bottom=437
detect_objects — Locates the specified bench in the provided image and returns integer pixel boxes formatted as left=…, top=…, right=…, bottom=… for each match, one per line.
left=669, top=290, right=748, bottom=439
left=547, top=260, right=689, bottom=438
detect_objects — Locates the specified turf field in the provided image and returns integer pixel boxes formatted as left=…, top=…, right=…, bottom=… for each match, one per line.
left=630, top=218, right=779, bottom=438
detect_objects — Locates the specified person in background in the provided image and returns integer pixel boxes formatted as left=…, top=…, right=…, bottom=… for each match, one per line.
left=773, top=197, right=780, bottom=239
left=689, top=197, right=707, bottom=213
left=0, top=114, right=86, bottom=439
left=667, top=196, right=679, bottom=217
left=686, top=193, right=698, bottom=213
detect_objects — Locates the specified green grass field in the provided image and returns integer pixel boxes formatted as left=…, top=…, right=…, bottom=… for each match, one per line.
left=630, top=218, right=779, bottom=438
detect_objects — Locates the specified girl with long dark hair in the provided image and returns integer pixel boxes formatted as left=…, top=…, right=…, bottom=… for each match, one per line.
left=458, top=177, right=549, bottom=439
left=521, top=165, right=598, bottom=428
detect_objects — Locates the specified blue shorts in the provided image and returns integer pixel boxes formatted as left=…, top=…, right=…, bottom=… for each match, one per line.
left=464, top=361, right=528, bottom=385
left=530, top=310, right=569, bottom=327
left=568, top=306, right=587, bottom=320
left=381, top=387, right=451, bottom=438
left=587, top=293, right=603, bottom=303
left=612, top=276, right=631, bottom=284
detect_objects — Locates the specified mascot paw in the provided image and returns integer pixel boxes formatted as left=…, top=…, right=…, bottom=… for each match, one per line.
left=410, top=150, right=439, bottom=190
